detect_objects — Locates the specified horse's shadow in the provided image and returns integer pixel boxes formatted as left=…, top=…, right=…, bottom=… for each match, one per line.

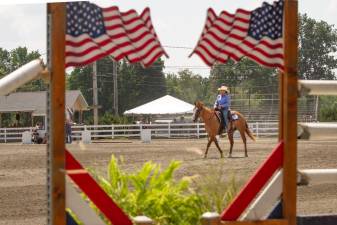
left=227, top=156, right=247, bottom=159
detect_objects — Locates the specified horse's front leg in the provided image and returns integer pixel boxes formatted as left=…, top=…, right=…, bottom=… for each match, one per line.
left=204, top=137, right=213, bottom=158
left=213, top=137, right=224, bottom=158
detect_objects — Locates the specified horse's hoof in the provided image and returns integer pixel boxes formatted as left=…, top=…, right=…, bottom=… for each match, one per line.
left=245, top=154, right=248, bottom=157
left=228, top=154, right=232, bottom=158
left=203, top=155, right=207, bottom=159
left=220, top=154, right=224, bottom=158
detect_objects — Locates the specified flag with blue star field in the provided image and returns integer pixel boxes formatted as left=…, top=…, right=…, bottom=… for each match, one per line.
left=65, top=1, right=168, bottom=68
left=190, top=0, right=284, bottom=70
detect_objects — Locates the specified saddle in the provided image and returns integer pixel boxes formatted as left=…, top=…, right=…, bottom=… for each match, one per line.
left=214, top=109, right=238, bottom=135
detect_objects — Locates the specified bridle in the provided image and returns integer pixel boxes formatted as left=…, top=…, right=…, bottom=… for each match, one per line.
left=193, top=106, right=203, bottom=122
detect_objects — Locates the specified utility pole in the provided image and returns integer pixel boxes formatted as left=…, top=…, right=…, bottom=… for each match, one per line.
left=113, top=60, right=118, bottom=116
left=93, top=61, right=99, bottom=125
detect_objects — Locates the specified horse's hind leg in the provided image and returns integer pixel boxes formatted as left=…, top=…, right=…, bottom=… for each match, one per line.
left=204, top=138, right=212, bottom=158
left=213, top=137, right=223, bottom=158
left=239, top=129, right=248, bottom=157
left=228, top=129, right=234, bottom=158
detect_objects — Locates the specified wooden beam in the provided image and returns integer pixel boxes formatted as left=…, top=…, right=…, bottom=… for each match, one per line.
left=282, top=1, right=298, bottom=225
left=47, top=3, right=66, bottom=225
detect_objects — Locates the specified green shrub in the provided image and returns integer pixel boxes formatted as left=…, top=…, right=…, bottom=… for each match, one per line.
left=86, top=156, right=237, bottom=225
left=99, top=112, right=132, bottom=124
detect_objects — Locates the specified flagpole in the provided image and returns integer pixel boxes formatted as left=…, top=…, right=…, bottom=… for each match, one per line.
left=47, top=3, right=66, bottom=225
left=282, top=1, right=298, bottom=225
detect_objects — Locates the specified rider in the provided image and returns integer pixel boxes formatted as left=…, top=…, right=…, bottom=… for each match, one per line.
left=214, top=85, right=231, bottom=132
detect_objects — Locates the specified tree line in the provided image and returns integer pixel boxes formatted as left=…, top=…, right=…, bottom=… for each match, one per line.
left=0, top=14, right=336, bottom=125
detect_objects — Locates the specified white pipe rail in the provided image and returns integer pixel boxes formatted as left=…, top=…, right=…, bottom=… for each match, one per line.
left=298, top=123, right=337, bottom=140
left=298, top=80, right=337, bottom=96
left=297, top=169, right=337, bottom=186
left=0, top=59, right=45, bottom=96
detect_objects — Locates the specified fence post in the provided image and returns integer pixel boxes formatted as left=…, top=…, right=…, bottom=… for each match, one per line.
left=168, top=123, right=171, bottom=138
left=111, top=124, right=114, bottom=139
left=4, top=128, right=6, bottom=143
left=201, top=212, right=220, bottom=225
left=197, top=123, right=200, bottom=139
left=256, top=122, right=259, bottom=138
left=133, top=215, right=154, bottom=225
left=139, top=124, right=142, bottom=139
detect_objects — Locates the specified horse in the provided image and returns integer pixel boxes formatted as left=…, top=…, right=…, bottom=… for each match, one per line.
left=192, top=101, right=255, bottom=158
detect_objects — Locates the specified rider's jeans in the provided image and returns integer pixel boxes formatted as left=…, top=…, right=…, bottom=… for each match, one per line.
left=221, top=108, right=229, bottom=129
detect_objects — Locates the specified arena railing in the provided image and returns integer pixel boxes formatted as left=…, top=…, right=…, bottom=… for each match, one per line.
left=0, top=122, right=280, bottom=143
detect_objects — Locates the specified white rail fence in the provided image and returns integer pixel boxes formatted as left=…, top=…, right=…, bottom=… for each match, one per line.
left=0, top=122, right=278, bottom=143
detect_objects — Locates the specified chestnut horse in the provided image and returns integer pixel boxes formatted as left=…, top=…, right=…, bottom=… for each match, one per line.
left=192, top=101, right=255, bottom=158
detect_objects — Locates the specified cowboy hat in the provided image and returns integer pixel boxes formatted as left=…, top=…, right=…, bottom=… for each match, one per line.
left=217, top=85, right=229, bottom=92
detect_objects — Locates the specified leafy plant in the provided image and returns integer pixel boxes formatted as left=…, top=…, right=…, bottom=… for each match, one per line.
left=85, top=156, right=237, bottom=225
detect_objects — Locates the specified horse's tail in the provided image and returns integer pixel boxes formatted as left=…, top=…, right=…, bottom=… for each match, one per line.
left=245, top=121, right=256, bottom=141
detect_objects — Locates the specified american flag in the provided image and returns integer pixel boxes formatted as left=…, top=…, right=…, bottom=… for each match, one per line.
left=190, top=0, right=284, bottom=70
left=65, top=2, right=168, bottom=68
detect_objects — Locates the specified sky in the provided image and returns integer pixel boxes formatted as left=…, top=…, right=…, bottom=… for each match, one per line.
left=0, top=0, right=336, bottom=76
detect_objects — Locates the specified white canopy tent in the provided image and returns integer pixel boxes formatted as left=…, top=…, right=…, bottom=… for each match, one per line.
left=124, top=95, right=194, bottom=115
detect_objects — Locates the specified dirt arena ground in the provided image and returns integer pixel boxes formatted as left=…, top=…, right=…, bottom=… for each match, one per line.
left=0, top=138, right=336, bottom=225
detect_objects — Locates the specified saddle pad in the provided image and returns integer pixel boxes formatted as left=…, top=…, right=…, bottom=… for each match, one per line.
left=231, top=113, right=239, bottom=120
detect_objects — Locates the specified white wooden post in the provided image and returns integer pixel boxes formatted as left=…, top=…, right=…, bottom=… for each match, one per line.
left=111, top=124, right=114, bottom=139
left=197, top=123, right=200, bottom=138
left=256, top=122, right=259, bottom=137
left=133, top=215, right=154, bottom=225
left=168, top=123, right=171, bottom=138
left=139, top=124, right=142, bottom=139
left=4, top=128, right=6, bottom=143
left=201, top=212, right=220, bottom=225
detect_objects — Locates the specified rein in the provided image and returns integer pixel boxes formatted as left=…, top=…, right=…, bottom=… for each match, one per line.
left=199, top=106, right=214, bottom=121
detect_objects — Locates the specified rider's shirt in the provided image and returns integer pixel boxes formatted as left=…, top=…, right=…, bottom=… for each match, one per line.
left=214, top=94, right=231, bottom=110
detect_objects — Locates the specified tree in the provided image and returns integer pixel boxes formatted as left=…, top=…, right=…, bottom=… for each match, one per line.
left=0, top=48, right=11, bottom=76
left=0, top=47, right=44, bottom=91
left=166, top=69, right=211, bottom=105
left=118, top=58, right=167, bottom=113
left=319, top=96, right=337, bottom=121
left=67, top=57, right=167, bottom=123
left=299, top=14, right=337, bottom=80
left=209, top=58, right=277, bottom=95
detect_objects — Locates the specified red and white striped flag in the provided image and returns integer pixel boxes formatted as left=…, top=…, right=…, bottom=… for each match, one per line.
left=65, top=2, right=168, bottom=68
left=190, top=0, right=284, bottom=70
